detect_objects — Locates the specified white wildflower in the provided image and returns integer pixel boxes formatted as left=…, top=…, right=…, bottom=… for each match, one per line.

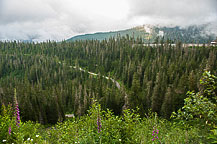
left=36, top=135, right=39, bottom=137
left=31, top=139, right=33, bottom=141
left=27, top=138, right=30, bottom=141
left=119, top=139, right=121, bottom=141
left=2, top=140, right=6, bottom=142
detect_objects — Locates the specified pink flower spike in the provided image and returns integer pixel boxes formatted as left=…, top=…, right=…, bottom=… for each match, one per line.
left=8, top=126, right=11, bottom=135
left=14, top=89, right=20, bottom=128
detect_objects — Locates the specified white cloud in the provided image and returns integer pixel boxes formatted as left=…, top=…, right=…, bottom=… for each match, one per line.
left=0, top=0, right=216, bottom=41
left=0, top=0, right=56, bottom=24
left=127, top=0, right=217, bottom=26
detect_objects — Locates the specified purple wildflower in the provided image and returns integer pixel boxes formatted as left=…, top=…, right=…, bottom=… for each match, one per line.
left=152, top=127, right=159, bottom=142
left=8, top=126, right=11, bottom=135
left=15, top=102, right=20, bottom=127
left=14, top=89, right=20, bottom=127
left=97, top=114, right=101, bottom=133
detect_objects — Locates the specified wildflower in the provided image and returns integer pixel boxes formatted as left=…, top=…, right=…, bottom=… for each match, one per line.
left=15, top=102, right=20, bottom=127
left=2, top=140, right=7, bottom=142
left=14, top=88, right=20, bottom=127
left=31, top=139, right=33, bottom=141
left=119, top=139, right=121, bottom=141
left=27, top=138, right=30, bottom=141
left=36, top=135, right=39, bottom=137
left=152, top=127, right=160, bottom=142
left=8, top=126, right=11, bottom=135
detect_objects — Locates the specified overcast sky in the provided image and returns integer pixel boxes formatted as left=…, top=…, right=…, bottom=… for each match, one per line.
left=0, top=0, right=217, bottom=41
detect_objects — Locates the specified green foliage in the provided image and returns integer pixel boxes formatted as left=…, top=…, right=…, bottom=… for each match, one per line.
left=172, top=71, right=217, bottom=126
left=0, top=37, right=217, bottom=123
left=209, top=126, right=217, bottom=143
left=1, top=28, right=217, bottom=143
left=0, top=104, right=44, bottom=144
left=0, top=104, right=13, bottom=142
left=0, top=101, right=213, bottom=143
left=44, top=103, right=211, bottom=143
left=171, top=71, right=217, bottom=143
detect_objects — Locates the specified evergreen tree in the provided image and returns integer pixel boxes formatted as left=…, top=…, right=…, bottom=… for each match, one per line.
left=161, top=86, right=173, bottom=119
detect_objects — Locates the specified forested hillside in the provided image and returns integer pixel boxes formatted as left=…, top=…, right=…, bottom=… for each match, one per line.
left=0, top=37, right=217, bottom=124
left=67, top=25, right=216, bottom=43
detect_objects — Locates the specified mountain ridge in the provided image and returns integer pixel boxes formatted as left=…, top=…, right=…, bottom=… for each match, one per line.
left=67, top=24, right=216, bottom=43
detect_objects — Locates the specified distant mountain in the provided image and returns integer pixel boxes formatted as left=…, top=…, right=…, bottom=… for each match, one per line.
left=67, top=24, right=216, bottom=43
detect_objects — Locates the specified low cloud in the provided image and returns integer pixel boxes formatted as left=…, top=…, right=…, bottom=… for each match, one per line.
left=127, top=0, right=217, bottom=27
left=0, top=0, right=131, bottom=41
left=0, top=0, right=216, bottom=41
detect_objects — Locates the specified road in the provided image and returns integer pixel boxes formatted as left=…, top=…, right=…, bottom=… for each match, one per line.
left=72, top=66, right=121, bottom=89
left=60, top=62, right=129, bottom=110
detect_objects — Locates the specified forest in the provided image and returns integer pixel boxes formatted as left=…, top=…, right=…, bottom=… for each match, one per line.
left=0, top=36, right=217, bottom=143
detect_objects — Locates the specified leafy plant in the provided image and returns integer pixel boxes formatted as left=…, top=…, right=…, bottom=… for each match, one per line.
left=172, top=71, right=217, bottom=126
left=209, top=126, right=217, bottom=143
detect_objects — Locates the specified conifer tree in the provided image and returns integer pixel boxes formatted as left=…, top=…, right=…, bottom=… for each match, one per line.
left=161, top=86, right=173, bottom=119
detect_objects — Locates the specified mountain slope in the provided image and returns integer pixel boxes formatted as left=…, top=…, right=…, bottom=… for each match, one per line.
left=67, top=24, right=216, bottom=43
left=67, top=28, right=149, bottom=42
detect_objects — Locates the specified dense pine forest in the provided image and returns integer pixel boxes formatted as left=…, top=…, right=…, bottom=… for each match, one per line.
left=0, top=37, right=217, bottom=143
